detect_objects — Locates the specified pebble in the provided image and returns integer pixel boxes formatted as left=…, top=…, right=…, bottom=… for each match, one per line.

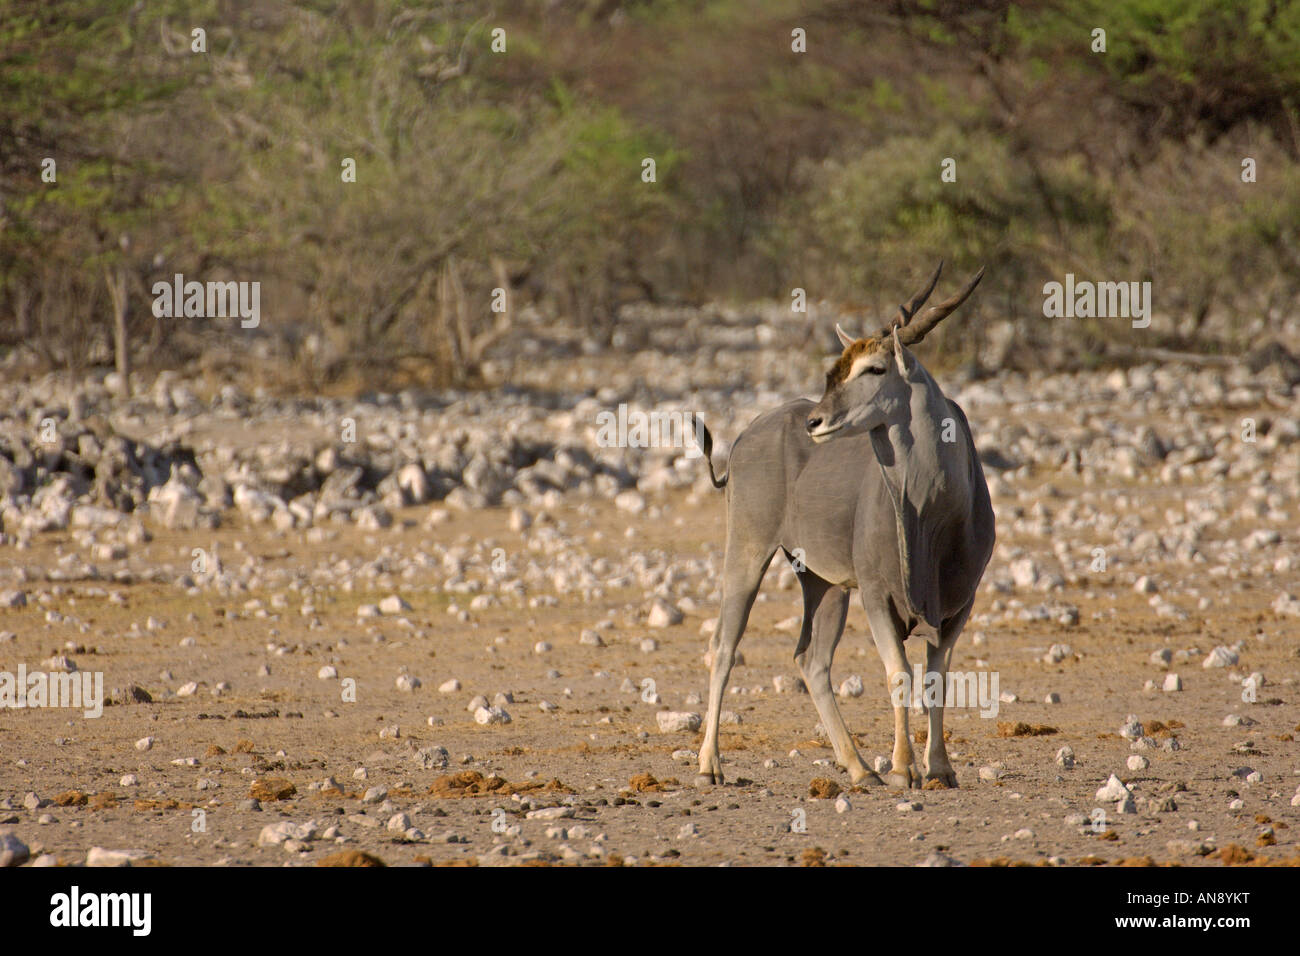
left=1119, top=715, right=1143, bottom=740
left=656, top=711, right=701, bottom=733
left=1203, top=646, right=1239, bottom=668
left=1096, top=775, right=1129, bottom=801
left=135, top=736, right=154, bottom=751
left=318, top=665, right=338, bottom=680
left=526, top=807, right=573, bottom=821
left=439, top=678, right=461, bottom=693
left=0, top=833, right=29, bottom=867
left=379, top=595, right=412, bottom=614
left=258, top=820, right=318, bottom=846
left=838, top=674, right=864, bottom=698
left=1163, top=673, right=1182, bottom=692
left=1043, top=643, right=1072, bottom=664
left=1127, top=755, right=1149, bottom=771
left=1055, top=747, right=1074, bottom=769
left=86, top=847, right=152, bottom=867
left=474, top=705, right=511, bottom=725
left=579, top=629, right=605, bottom=647
left=647, top=598, right=683, bottom=628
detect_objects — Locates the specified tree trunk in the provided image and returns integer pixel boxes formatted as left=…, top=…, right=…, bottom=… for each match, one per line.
left=105, top=265, right=130, bottom=398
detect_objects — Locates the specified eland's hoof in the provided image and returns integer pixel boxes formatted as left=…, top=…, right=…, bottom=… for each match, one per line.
left=884, top=768, right=920, bottom=789
left=695, top=771, right=723, bottom=788
left=924, top=770, right=958, bottom=789
left=849, top=767, right=885, bottom=787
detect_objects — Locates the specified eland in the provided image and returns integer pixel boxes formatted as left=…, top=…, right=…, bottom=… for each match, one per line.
left=695, top=262, right=994, bottom=789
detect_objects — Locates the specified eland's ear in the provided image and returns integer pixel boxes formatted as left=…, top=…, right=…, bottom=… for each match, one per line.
left=892, top=326, right=908, bottom=374
left=835, top=323, right=855, bottom=349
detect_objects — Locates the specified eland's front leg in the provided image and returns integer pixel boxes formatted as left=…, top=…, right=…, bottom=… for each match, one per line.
left=696, top=549, right=773, bottom=787
left=864, top=604, right=920, bottom=788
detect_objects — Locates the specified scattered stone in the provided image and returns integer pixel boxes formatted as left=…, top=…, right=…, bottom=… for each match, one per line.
left=0, top=833, right=29, bottom=867
left=1203, top=646, right=1239, bottom=668
left=647, top=598, right=684, bottom=628
left=1096, top=775, right=1129, bottom=801
left=656, top=711, right=701, bottom=733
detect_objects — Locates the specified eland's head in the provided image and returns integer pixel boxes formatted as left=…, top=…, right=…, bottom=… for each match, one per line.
left=806, top=262, right=985, bottom=442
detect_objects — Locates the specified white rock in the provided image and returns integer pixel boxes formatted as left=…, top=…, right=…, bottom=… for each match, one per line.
left=526, top=806, right=574, bottom=821
left=1163, top=673, right=1182, bottom=692
left=86, top=847, right=152, bottom=867
left=0, top=833, right=29, bottom=867
left=318, top=665, right=338, bottom=680
left=474, top=705, right=511, bottom=725
left=647, top=598, right=683, bottom=628
left=835, top=795, right=852, bottom=814
left=1127, top=755, right=1149, bottom=771
left=135, top=736, right=154, bottom=752
left=656, top=711, right=701, bottom=733
left=395, top=674, right=421, bottom=692
left=439, top=678, right=461, bottom=694
left=378, top=595, right=412, bottom=614
left=838, top=674, right=864, bottom=698
left=257, top=820, right=318, bottom=846
left=1203, top=646, right=1239, bottom=668
left=1096, top=774, right=1129, bottom=801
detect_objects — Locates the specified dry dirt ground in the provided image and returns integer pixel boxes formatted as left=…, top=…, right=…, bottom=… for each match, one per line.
left=2, top=457, right=1298, bottom=868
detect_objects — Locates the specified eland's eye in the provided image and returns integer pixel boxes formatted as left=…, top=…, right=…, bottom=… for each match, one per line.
left=866, top=365, right=886, bottom=375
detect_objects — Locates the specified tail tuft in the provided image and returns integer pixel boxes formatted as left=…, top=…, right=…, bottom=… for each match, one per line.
left=696, top=418, right=728, bottom=489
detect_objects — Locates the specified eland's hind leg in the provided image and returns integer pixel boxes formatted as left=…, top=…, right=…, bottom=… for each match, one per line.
left=696, top=546, right=775, bottom=787
left=794, top=574, right=881, bottom=786
left=863, top=601, right=919, bottom=789
left=923, top=599, right=975, bottom=788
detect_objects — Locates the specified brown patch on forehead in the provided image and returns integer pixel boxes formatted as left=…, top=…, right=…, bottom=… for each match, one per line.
left=826, top=336, right=886, bottom=387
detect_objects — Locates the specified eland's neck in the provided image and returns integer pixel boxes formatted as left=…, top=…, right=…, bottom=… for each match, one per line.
left=881, top=365, right=972, bottom=509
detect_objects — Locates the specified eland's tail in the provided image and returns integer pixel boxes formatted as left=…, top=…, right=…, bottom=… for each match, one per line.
left=696, top=418, right=728, bottom=489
